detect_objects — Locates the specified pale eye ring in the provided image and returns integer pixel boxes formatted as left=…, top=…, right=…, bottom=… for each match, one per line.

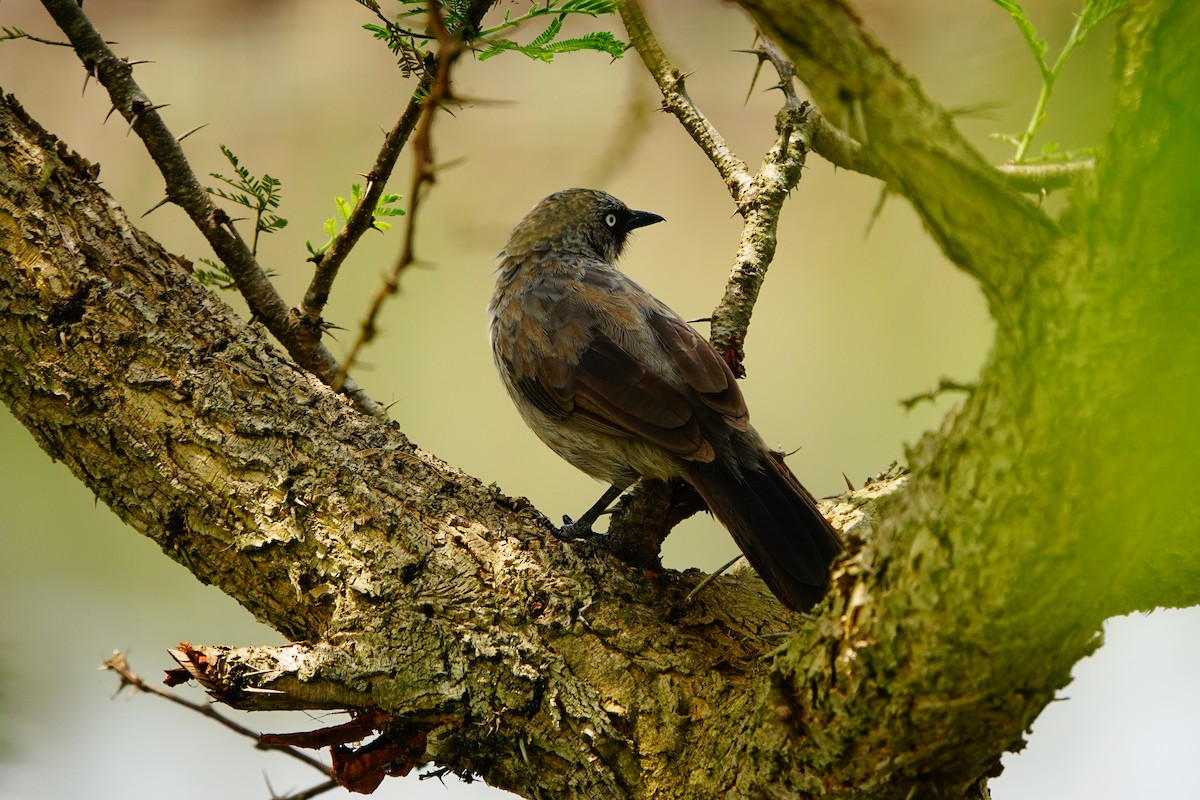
left=605, top=213, right=618, bottom=228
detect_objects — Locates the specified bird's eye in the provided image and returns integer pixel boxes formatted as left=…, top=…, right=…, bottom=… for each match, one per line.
left=605, top=213, right=618, bottom=228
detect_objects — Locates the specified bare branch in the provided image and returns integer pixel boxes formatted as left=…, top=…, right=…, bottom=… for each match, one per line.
left=102, top=651, right=333, bottom=777
left=996, top=156, right=1096, bottom=192
left=334, top=1, right=468, bottom=390
left=806, top=113, right=1094, bottom=195
left=898, top=377, right=976, bottom=411
left=621, top=1, right=815, bottom=373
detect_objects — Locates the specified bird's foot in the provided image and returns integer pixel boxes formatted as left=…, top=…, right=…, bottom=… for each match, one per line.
left=555, top=515, right=607, bottom=542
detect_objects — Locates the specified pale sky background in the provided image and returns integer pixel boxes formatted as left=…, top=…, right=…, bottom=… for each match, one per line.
left=1, top=1, right=1197, bottom=798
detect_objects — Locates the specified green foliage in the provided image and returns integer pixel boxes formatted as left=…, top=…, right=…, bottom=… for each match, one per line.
left=0, top=26, right=32, bottom=41
left=360, top=0, right=625, bottom=74
left=993, top=0, right=1129, bottom=162
left=0, top=25, right=70, bottom=46
left=193, top=258, right=236, bottom=290
left=206, top=144, right=287, bottom=255
left=193, top=257, right=279, bottom=291
left=359, top=0, right=482, bottom=77
left=306, top=183, right=405, bottom=259
left=477, top=0, right=626, bottom=62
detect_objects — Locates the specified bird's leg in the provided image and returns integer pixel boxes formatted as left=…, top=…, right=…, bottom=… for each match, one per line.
left=557, top=484, right=625, bottom=541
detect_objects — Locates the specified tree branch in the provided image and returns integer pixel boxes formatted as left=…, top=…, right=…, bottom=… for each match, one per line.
left=335, top=0, right=467, bottom=390
left=302, top=0, right=495, bottom=347
left=620, top=1, right=811, bottom=374
left=1, top=90, right=862, bottom=799
left=39, top=0, right=385, bottom=417
left=102, top=651, right=334, bottom=782
left=996, top=156, right=1095, bottom=192
left=734, top=0, right=1060, bottom=311
left=299, top=76, right=430, bottom=327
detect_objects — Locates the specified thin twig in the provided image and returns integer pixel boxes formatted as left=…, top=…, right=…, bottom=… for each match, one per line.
left=0, top=27, right=72, bottom=46
left=334, top=0, right=469, bottom=390
left=996, top=157, right=1095, bottom=192
left=39, top=0, right=386, bottom=417
left=101, top=651, right=333, bottom=777
left=271, top=780, right=341, bottom=800
left=619, top=0, right=752, bottom=198
left=684, top=554, right=745, bottom=604
left=300, top=73, right=433, bottom=326
left=899, top=378, right=975, bottom=411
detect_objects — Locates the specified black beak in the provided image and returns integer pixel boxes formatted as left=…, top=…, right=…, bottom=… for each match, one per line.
left=626, top=209, right=665, bottom=231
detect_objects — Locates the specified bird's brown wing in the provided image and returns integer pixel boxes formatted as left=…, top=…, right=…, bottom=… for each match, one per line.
left=646, top=311, right=748, bottom=429
left=515, top=329, right=713, bottom=461
left=572, top=334, right=713, bottom=460
left=508, top=268, right=741, bottom=463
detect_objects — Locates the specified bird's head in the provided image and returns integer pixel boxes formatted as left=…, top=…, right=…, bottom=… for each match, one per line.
left=503, top=188, right=665, bottom=263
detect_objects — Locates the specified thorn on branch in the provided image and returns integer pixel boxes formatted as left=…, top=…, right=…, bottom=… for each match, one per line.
left=126, top=101, right=169, bottom=136
left=738, top=34, right=802, bottom=108
left=141, top=196, right=173, bottom=218
left=732, top=45, right=769, bottom=105
left=684, top=554, right=744, bottom=604
left=899, top=378, right=976, bottom=410
left=177, top=122, right=209, bottom=143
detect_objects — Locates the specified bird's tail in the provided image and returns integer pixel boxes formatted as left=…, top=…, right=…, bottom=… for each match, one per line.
left=684, top=454, right=842, bottom=611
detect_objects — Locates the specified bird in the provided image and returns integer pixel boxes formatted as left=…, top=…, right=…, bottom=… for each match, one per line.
left=487, top=188, right=841, bottom=611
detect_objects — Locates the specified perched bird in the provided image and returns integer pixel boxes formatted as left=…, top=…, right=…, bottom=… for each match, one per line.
left=488, top=188, right=841, bottom=611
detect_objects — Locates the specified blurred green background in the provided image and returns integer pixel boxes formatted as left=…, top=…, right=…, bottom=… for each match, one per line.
left=1, top=1, right=1196, bottom=798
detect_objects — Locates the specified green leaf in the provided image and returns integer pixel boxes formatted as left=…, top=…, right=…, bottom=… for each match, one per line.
left=991, top=0, right=1048, bottom=65
left=992, top=0, right=1124, bottom=163
left=475, top=0, right=626, bottom=61
left=1078, top=0, right=1129, bottom=39
left=307, top=183, right=405, bottom=258
left=545, top=31, right=624, bottom=58
left=529, top=16, right=564, bottom=50
left=204, top=145, right=288, bottom=256
left=194, top=258, right=236, bottom=290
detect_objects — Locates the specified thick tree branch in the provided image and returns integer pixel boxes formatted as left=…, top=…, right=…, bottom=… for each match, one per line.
left=734, top=0, right=1060, bottom=311
left=1, top=89, right=861, bottom=799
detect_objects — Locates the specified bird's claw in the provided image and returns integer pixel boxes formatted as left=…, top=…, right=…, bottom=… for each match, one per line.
left=555, top=515, right=605, bottom=542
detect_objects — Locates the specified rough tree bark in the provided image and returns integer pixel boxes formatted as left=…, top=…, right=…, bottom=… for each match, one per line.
left=1, top=1, right=1198, bottom=799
